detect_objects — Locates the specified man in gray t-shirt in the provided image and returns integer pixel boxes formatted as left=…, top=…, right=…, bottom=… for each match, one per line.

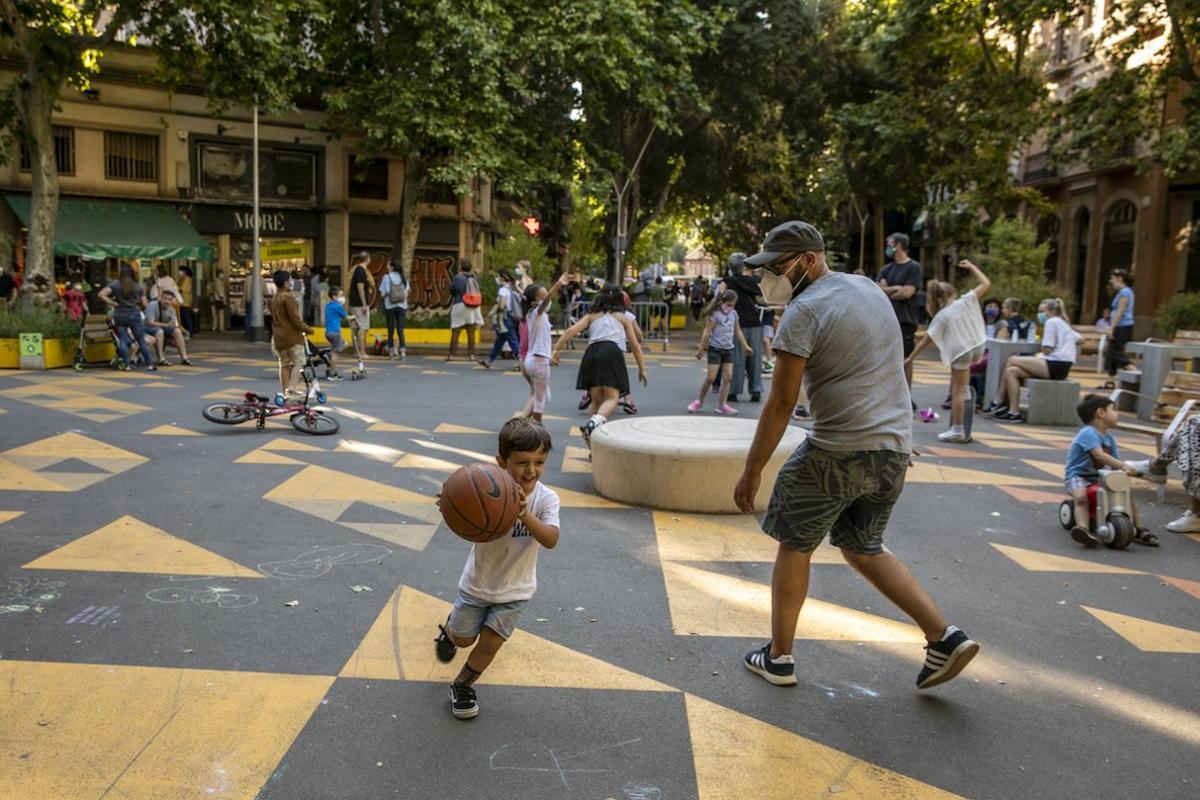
left=734, top=219, right=978, bottom=693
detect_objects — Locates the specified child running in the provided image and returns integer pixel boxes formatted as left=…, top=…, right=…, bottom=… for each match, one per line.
left=550, top=285, right=647, bottom=446
left=1065, top=394, right=1159, bottom=547
left=521, top=272, right=574, bottom=421
left=323, top=286, right=349, bottom=381
left=689, top=289, right=753, bottom=414
left=434, top=418, right=561, bottom=719
left=905, top=259, right=990, bottom=443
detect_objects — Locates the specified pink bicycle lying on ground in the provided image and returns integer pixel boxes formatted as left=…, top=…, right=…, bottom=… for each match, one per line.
left=202, top=340, right=340, bottom=435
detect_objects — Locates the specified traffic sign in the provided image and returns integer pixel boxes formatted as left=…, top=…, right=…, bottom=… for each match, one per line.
left=521, top=216, right=542, bottom=237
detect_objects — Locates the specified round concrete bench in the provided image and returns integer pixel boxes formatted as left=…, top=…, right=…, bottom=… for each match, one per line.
left=590, top=416, right=807, bottom=513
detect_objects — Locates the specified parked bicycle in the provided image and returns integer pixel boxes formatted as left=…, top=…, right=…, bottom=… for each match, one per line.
left=202, top=339, right=340, bottom=435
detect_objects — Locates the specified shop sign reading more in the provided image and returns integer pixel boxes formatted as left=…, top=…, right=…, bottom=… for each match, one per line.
left=261, top=241, right=310, bottom=262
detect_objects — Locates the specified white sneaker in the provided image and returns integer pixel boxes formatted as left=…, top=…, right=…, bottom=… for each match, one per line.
left=937, top=429, right=970, bottom=444
left=1166, top=512, right=1200, bottom=533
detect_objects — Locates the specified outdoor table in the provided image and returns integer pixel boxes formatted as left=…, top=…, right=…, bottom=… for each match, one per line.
left=1125, top=341, right=1200, bottom=421
left=982, top=338, right=1039, bottom=409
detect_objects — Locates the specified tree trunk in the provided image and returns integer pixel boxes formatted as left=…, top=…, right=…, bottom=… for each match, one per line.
left=393, top=157, right=428, bottom=273
left=16, top=79, right=60, bottom=311
left=872, top=203, right=885, bottom=277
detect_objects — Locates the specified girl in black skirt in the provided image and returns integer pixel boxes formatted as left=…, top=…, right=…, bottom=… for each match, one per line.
left=550, top=285, right=648, bottom=446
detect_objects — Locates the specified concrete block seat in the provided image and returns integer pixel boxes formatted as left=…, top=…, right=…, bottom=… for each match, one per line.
left=1025, top=379, right=1081, bottom=426
left=590, top=416, right=806, bottom=513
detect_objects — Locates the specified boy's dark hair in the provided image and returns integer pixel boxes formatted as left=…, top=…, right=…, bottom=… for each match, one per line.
left=328, top=285, right=342, bottom=297
left=1077, top=393, right=1114, bottom=425
left=499, top=417, right=553, bottom=458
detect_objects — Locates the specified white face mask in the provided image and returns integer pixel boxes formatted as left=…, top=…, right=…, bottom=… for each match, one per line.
left=760, top=258, right=808, bottom=305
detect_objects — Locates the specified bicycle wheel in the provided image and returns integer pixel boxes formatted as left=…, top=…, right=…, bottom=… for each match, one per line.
left=202, top=403, right=253, bottom=425
left=291, top=411, right=339, bottom=435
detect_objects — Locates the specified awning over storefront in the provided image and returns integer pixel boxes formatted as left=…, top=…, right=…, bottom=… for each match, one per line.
left=5, top=196, right=214, bottom=261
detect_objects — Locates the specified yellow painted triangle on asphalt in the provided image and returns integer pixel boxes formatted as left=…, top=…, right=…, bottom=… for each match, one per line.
left=0, top=458, right=69, bottom=492
left=339, top=523, right=439, bottom=551
left=545, top=483, right=628, bottom=508
left=262, top=437, right=324, bottom=452
left=1081, top=606, right=1200, bottom=653
left=340, top=586, right=672, bottom=692
left=265, top=464, right=430, bottom=505
left=0, top=510, right=24, bottom=525
left=393, top=453, right=460, bottom=472
left=685, top=694, right=960, bottom=799
left=221, top=374, right=258, bottom=381
left=22, top=515, right=263, bottom=578
left=1022, top=459, right=1068, bottom=481
left=662, top=562, right=923, bottom=642
left=990, top=543, right=1145, bottom=575
left=562, top=456, right=593, bottom=474
left=413, top=439, right=494, bottom=463
left=235, top=449, right=305, bottom=466
left=4, top=432, right=145, bottom=466
left=434, top=422, right=491, bottom=435
left=0, top=660, right=332, bottom=800
left=905, top=461, right=1053, bottom=487
left=368, top=422, right=426, bottom=433
left=143, top=424, right=204, bottom=436
left=654, top=512, right=843, bottom=565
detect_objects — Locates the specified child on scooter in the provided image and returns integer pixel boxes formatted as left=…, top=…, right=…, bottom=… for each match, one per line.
left=1064, top=395, right=1158, bottom=547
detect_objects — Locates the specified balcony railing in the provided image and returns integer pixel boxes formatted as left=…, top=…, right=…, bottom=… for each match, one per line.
left=1022, top=152, right=1058, bottom=184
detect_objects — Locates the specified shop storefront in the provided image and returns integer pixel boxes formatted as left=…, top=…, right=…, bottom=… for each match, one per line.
left=4, top=195, right=213, bottom=308
left=192, top=204, right=322, bottom=327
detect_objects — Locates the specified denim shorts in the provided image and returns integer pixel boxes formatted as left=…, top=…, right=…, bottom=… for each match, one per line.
left=445, top=589, right=528, bottom=641
left=707, top=347, right=734, bottom=366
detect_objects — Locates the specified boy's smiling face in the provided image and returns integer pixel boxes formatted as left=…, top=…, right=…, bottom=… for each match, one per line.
left=497, top=448, right=548, bottom=494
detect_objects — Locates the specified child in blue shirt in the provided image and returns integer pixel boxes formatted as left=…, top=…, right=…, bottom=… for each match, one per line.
left=1065, top=394, right=1156, bottom=546
left=323, top=286, right=350, bottom=380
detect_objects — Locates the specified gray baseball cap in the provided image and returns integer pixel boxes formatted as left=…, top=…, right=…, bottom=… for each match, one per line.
left=744, top=220, right=825, bottom=267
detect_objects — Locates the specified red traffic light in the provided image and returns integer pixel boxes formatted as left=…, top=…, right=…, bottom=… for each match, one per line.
left=521, top=215, right=541, bottom=237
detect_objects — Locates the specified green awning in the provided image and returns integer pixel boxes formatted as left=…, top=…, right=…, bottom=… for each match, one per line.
left=5, top=196, right=213, bottom=261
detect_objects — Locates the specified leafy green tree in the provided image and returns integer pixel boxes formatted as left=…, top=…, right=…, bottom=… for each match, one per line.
left=485, top=221, right=555, bottom=284
left=976, top=217, right=1072, bottom=319
left=0, top=1, right=317, bottom=309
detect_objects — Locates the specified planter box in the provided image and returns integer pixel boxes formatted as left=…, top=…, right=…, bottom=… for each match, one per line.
left=309, top=328, right=453, bottom=346
left=0, top=337, right=81, bottom=370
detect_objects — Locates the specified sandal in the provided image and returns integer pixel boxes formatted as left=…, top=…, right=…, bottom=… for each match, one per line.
left=1095, top=381, right=1115, bottom=390
left=1133, top=528, right=1160, bottom=547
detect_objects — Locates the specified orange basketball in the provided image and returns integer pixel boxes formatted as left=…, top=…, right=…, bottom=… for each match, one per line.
left=440, top=463, right=523, bottom=543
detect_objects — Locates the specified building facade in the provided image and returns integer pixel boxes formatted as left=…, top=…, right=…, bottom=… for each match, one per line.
left=1018, top=6, right=1200, bottom=331
left=0, top=44, right=500, bottom=326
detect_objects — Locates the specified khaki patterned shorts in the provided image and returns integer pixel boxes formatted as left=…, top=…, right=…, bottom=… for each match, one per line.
left=272, top=343, right=306, bottom=368
left=762, top=441, right=909, bottom=555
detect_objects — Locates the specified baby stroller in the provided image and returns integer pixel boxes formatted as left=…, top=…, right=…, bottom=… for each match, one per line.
left=301, top=337, right=333, bottom=403
left=72, top=313, right=123, bottom=371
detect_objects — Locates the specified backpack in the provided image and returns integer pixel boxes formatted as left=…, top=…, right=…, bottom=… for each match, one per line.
left=506, top=285, right=523, bottom=318
left=386, top=273, right=407, bottom=305
left=462, top=275, right=482, bottom=307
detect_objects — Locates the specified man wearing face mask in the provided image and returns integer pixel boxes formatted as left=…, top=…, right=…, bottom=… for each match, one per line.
left=878, top=233, right=923, bottom=398
left=734, top=220, right=979, bottom=692
left=720, top=253, right=766, bottom=402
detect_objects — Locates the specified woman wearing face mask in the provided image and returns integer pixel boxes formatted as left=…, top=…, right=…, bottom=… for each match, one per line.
left=689, top=290, right=754, bottom=414
left=986, top=298, right=1081, bottom=421
left=1102, top=269, right=1135, bottom=387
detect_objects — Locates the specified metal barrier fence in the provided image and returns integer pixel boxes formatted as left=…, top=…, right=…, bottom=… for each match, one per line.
left=560, top=301, right=673, bottom=352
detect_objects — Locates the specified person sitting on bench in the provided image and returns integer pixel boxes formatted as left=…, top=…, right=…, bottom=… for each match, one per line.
left=985, top=297, right=1079, bottom=422
left=145, top=289, right=194, bottom=366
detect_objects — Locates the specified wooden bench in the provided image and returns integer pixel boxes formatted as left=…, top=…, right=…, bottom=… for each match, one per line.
left=1111, top=370, right=1200, bottom=449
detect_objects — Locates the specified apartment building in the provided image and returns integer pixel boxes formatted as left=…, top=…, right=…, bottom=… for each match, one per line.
left=1018, top=4, right=1200, bottom=330
left=0, top=44, right=499, bottom=325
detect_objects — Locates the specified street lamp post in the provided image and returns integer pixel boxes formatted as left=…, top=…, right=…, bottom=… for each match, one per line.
left=245, top=101, right=266, bottom=342
left=610, top=130, right=654, bottom=285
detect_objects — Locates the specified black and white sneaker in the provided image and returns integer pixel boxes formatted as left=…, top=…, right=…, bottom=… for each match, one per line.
left=581, top=419, right=598, bottom=448
left=434, top=621, right=457, bottom=663
left=743, top=643, right=797, bottom=686
left=449, top=683, right=478, bottom=719
left=916, top=626, right=979, bottom=689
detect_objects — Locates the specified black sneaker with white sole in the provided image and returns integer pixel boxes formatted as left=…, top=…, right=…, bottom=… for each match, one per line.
left=916, top=627, right=979, bottom=689
left=434, top=621, right=457, bottom=663
left=743, top=643, right=797, bottom=686
left=581, top=419, right=598, bottom=448
left=450, top=683, right=479, bottom=719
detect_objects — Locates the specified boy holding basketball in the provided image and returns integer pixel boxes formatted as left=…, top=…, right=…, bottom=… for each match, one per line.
left=435, top=418, right=561, bottom=719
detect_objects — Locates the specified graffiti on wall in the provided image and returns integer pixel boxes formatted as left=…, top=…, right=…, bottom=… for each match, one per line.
left=358, top=251, right=456, bottom=310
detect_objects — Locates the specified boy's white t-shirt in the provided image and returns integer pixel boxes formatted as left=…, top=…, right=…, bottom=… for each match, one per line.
left=458, top=481, right=560, bottom=603
left=526, top=307, right=552, bottom=357
left=926, top=291, right=987, bottom=366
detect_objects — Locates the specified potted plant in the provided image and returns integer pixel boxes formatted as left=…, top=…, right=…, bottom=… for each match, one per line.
left=0, top=309, right=82, bottom=369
